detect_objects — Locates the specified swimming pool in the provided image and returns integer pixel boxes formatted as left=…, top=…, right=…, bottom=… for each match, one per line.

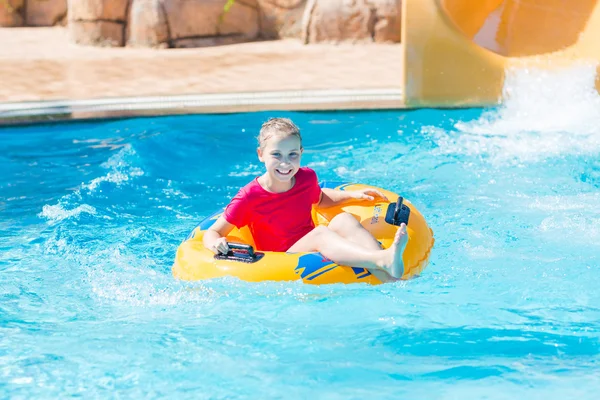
left=2, top=71, right=600, bottom=398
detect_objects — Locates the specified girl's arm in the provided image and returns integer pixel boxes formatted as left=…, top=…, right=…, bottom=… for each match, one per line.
left=203, top=216, right=235, bottom=254
left=318, top=187, right=389, bottom=208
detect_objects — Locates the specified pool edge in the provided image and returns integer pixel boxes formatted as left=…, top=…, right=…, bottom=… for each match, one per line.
left=0, top=89, right=405, bottom=126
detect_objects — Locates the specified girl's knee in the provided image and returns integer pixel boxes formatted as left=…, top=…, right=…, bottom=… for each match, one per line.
left=329, top=212, right=360, bottom=231
left=311, top=225, right=330, bottom=237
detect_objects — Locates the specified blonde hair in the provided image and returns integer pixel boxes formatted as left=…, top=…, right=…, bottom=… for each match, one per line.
left=257, top=118, right=302, bottom=149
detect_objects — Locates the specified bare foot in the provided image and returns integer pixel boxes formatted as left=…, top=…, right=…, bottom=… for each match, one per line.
left=378, top=223, right=408, bottom=279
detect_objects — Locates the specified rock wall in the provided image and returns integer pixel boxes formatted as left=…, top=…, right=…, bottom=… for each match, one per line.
left=127, top=0, right=261, bottom=48
left=0, top=0, right=67, bottom=27
left=2, top=0, right=401, bottom=46
left=258, top=0, right=307, bottom=40
left=303, top=0, right=401, bottom=44
left=68, top=0, right=130, bottom=46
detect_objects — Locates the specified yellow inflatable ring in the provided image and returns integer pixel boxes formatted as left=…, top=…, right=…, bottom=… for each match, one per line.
left=172, top=182, right=434, bottom=285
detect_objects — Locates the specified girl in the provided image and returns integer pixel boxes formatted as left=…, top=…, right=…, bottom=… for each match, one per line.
left=203, top=118, right=408, bottom=282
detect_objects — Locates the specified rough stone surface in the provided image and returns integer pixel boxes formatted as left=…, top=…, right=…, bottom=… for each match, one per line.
left=48, top=0, right=398, bottom=47
left=127, top=0, right=169, bottom=48
left=258, top=0, right=306, bottom=39
left=303, top=0, right=375, bottom=44
left=173, top=35, right=248, bottom=48
left=0, top=0, right=24, bottom=26
left=162, top=0, right=259, bottom=45
left=302, top=0, right=400, bottom=44
left=69, top=20, right=125, bottom=46
left=26, top=0, right=67, bottom=26
left=371, top=0, right=401, bottom=43
left=68, top=0, right=129, bottom=47
left=68, top=0, right=130, bottom=22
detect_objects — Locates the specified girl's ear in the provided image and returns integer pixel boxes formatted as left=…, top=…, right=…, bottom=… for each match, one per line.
left=257, top=147, right=264, bottom=162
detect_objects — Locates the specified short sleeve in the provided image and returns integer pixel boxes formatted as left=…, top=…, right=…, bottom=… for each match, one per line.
left=307, top=168, right=322, bottom=205
left=223, top=188, right=251, bottom=228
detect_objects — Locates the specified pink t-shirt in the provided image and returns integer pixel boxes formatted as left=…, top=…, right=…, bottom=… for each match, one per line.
left=223, top=167, right=322, bottom=252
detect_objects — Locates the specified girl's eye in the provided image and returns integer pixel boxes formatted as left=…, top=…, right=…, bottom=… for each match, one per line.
left=289, top=153, right=299, bottom=158
left=272, top=153, right=281, bottom=157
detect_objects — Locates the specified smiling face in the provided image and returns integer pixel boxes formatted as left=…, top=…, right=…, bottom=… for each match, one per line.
left=257, top=134, right=303, bottom=191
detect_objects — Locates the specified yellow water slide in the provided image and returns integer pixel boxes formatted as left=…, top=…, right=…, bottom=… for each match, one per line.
left=402, top=0, right=600, bottom=107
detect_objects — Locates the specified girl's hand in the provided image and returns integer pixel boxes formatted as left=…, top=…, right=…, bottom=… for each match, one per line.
left=348, top=188, right=389, bottom=202
left=210, top=237, right=230, bottom=255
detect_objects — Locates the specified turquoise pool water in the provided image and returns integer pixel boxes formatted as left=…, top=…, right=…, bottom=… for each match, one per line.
left=2, top=76, right=600, bottom=397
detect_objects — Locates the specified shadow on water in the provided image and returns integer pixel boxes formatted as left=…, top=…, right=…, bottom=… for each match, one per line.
left=388, top=365, right=514, bottom=381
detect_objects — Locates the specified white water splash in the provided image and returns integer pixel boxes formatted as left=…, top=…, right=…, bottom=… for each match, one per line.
left=90, top=271, right=217, bottom=306
left=39, top=146, right=144, bottom=223
left=528, top=193, right=600, bottom=211
left=228, top=164, right=261, bottom=177
left=39, top=204, right=97, bottom=223
left=85, top=243, right=218, bottom=306
left=162, top=184, right=190, bottom=200
left=428, top=64, right=600, bottom=164
left=84, top=146, right=144, bottom=192
left=539, top=214, right=600, bottom=243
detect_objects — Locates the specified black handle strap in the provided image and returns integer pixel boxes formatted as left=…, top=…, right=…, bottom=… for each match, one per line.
left=394, top=196, right=404, bottom=222
left=385, top=196, right=410, bottom=226
left=227, top=242, right=255, bottom=257
left=214, top=242, right=264, bottom=264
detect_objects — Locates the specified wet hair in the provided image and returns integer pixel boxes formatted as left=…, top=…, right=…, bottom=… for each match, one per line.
left=257, top=118, right=302, bottom=150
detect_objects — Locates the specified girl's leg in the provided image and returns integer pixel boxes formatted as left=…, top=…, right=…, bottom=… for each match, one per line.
left=326, top=212, right=390, bottom=282
left=287, top=223, right=408, bottom=280
left=327, top=212, right=382, bottom=251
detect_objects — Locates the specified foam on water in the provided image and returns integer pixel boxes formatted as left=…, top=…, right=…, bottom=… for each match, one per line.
left=427, top=64, right=600, bottom=164
left=37, top=146, right=144, bottom=225
left=84, top=146, right=144, bottom=192
left=39, top=203, right=97, bottom=223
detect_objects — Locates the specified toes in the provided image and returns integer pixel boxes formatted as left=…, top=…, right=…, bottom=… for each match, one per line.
left=393, top=224, right=408, bottom=246
left=399, top=224, right=407, bottom=237
left=394, top=223, right=407, bottom=238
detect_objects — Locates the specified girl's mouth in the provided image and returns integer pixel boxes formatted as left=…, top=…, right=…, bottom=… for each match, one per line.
left=276, top=169, right=292, bottom=176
